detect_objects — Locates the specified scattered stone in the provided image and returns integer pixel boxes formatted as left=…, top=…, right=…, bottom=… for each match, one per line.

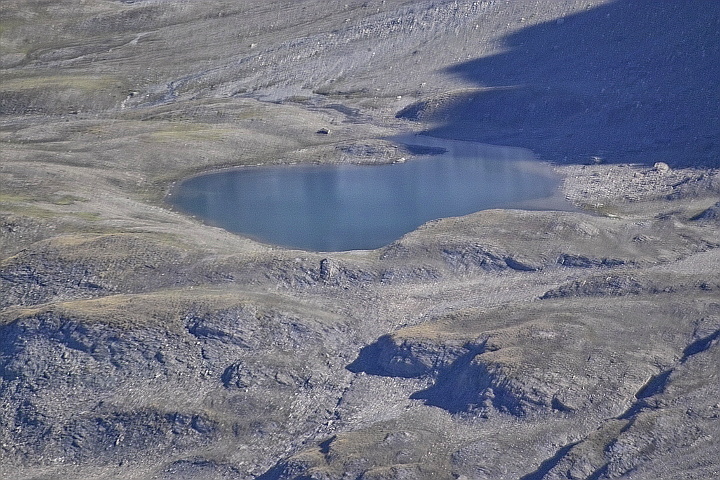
left=654, top=162, right=671, bottom=174
left=319, top=258, right=339, bottom=282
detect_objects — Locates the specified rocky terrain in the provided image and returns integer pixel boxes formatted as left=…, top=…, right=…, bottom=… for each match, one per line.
left=1, top=1, right=719, bottom=479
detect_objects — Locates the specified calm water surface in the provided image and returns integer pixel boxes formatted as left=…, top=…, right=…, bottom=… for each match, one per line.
left=169, top=136, right=564, bottom=251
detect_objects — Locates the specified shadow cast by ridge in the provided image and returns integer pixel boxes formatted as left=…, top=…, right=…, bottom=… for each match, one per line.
left=347, top=336, right=538, bottom=415
left=398, top=0, right=720, bottom=167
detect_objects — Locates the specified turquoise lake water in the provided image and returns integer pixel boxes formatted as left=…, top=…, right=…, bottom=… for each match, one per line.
left=169, top=136, right=565, bottom=251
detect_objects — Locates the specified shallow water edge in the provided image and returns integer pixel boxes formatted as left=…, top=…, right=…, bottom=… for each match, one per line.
left=168, top=136, right=572, bottom=251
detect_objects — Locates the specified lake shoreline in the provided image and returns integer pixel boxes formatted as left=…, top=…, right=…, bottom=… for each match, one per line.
left=168, top=134, right=570, bottom=251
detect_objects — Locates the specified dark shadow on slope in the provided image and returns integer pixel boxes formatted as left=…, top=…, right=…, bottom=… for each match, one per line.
left=255, top=465, right=284, bottom=480
left=690, top=202, right=720, bottom=222
left=398, top=0, right=720, bottom=167
left=408, top=347, right=503, bottom=414
left=346, top=335, right=407, bottom=377
left=682, top=327, right=720, bottom=358
left=619, top=327, right=720, bottom=419
left=408, top=345, right=533, bottom=416
left=348, top=337, right=536, bottom=415
left=519, top=441, right=581, bottom=480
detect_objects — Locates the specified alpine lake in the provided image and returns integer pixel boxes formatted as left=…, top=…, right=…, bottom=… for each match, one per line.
left=169, top=136, right=569, bottom=251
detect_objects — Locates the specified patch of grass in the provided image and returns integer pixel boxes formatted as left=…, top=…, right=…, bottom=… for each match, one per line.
left=1, top=200, right=106, bottom=224
left=1, top=289, right=251, bottom=330
left=0, top=193, right=33, bottom=204
left=1, top=193, right=98, bottom=220
left=0, top=203, right=60, bottom=219
left=0, top=18, right=37, bottom=55
left=146, top=124, right=232, bottom=142
left=0, top=74, right=124, bottom=92
left=72, top=211, right=101, bottom=221
left=0, top=283, right=346, bottom=332
left=52, top=194, right=87, bottom=205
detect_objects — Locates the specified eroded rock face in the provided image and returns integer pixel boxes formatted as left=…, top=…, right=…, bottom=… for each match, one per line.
left=273, top=293, right=720, bottom=480
left=1, top=202, right=718, bottom=479
left=0, top=296, right=358, bottom=478
left=347, top=297, right=711, bottom=418
left=348, top=334, right=469, bottom=378
left=0, top=234, right=198, bottom=308
left=2, top=202, right=718, bottom=479
left=0, top=314, right=216, bottom=468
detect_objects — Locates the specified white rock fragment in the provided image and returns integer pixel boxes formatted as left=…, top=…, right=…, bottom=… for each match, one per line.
left=653, top=162, right=670, bottom=174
